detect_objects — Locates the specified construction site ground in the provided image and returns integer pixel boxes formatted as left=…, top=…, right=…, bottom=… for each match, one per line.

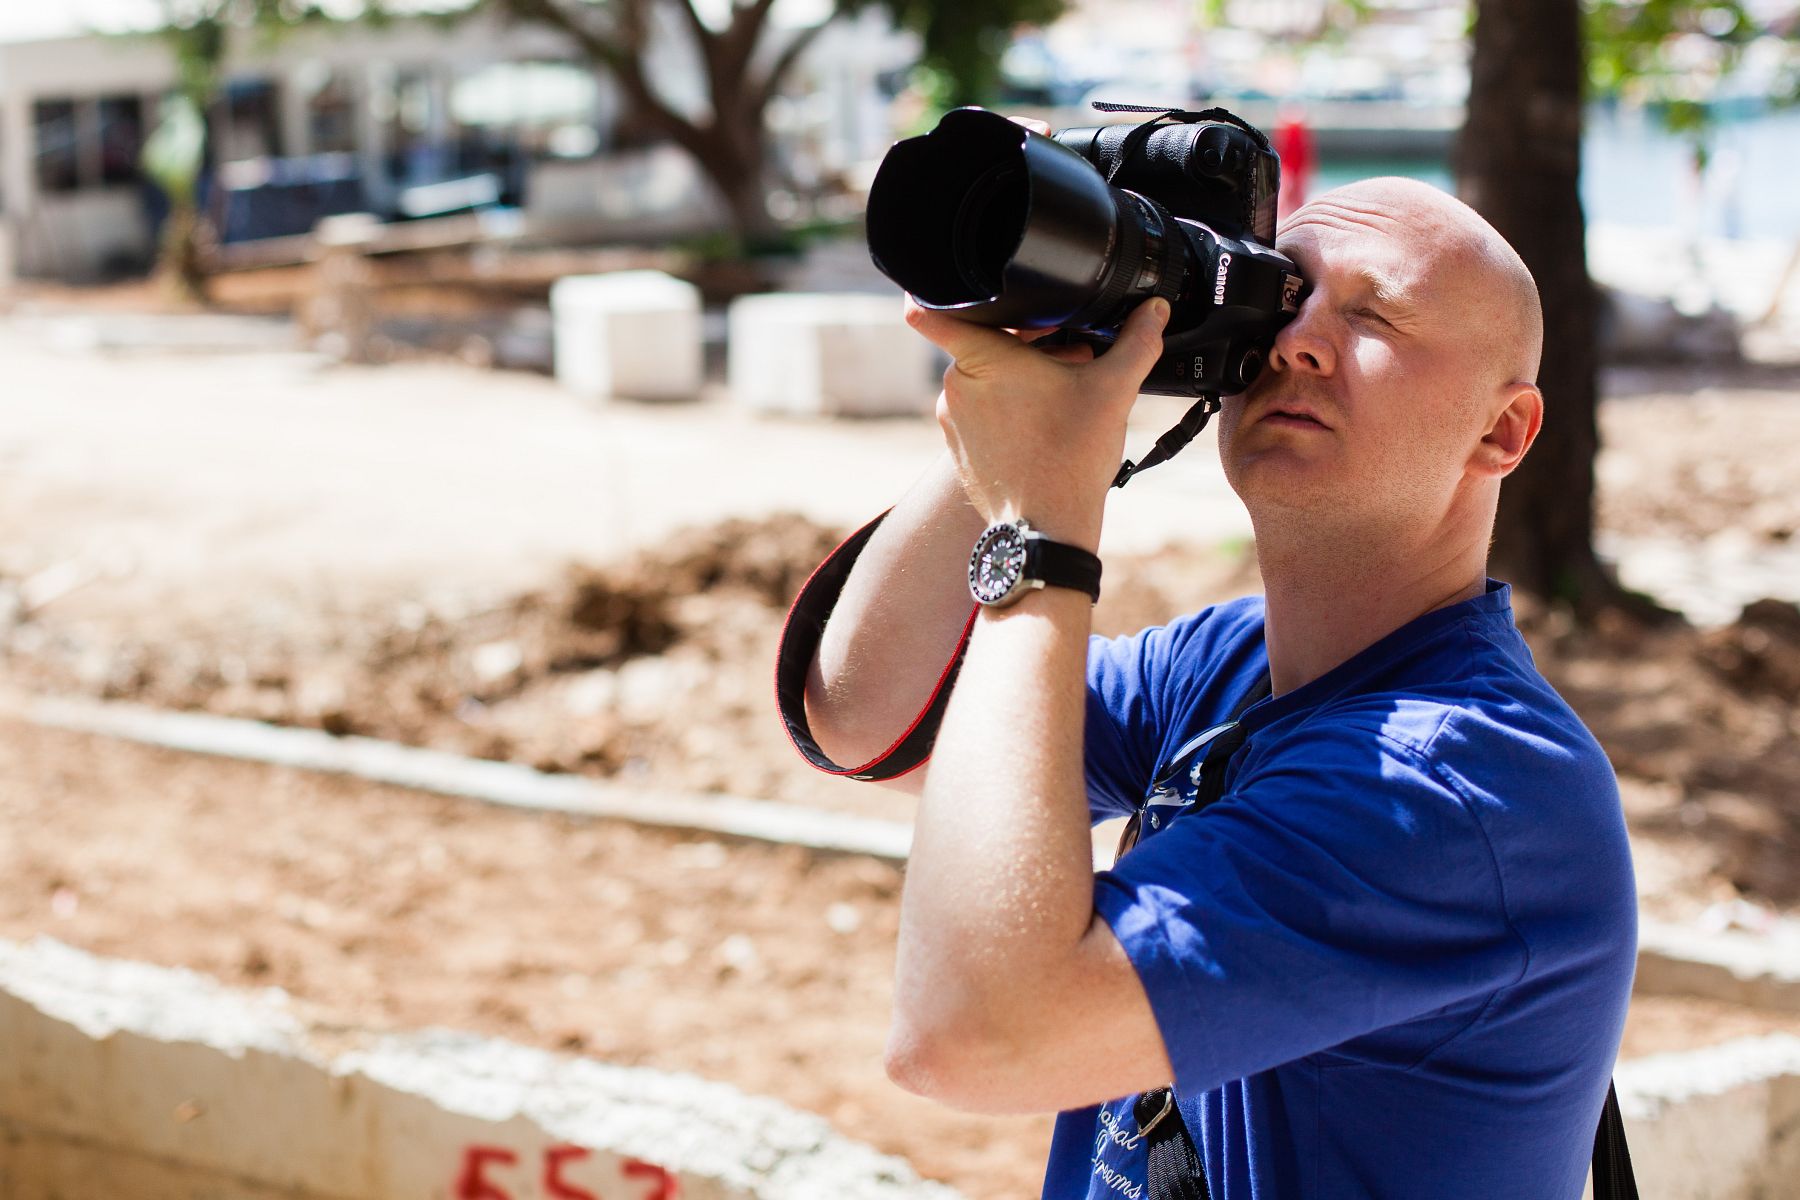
left=2, top=305, right=1799, bottom=1198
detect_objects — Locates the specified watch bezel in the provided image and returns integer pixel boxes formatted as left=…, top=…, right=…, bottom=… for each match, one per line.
left=969, top=520, right=1037, bottom=607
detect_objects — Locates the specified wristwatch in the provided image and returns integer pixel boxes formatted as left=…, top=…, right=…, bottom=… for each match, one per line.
left=968, top=518, right=1103, bottom=607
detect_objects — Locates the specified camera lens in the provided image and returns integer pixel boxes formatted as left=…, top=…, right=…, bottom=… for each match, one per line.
left=867, top=108, right=1138, bottom=328
left=951, top=162, right=1029, bottom=297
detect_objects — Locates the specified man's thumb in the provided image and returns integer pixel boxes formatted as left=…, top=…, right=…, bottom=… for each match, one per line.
left=1097, top=298, right=1169, bottom=387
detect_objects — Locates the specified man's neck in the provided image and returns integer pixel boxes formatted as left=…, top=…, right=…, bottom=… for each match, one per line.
left=1254, top=521, right=1488, bottom=696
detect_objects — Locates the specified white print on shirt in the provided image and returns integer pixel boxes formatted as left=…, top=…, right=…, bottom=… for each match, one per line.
left=1089, top=1154, right=1145, bottom=1199
left=1095, top=1105, right=1144, bottom=1152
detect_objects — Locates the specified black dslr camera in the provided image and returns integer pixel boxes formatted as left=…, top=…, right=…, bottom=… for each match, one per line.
left=865, top=103, right=1307, bottom=485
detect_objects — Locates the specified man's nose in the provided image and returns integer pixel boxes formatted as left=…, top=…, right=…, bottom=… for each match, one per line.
left=1267, top=302, right=1336, bottom=376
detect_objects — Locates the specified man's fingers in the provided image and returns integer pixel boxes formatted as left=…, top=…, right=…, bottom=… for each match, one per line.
left=1037, top=343, right=1096, bottom=365
left=1008, top=115, right=1051, bottom=136
left=904, top=297, right=1025, bottom=372
left=1090, top=298, right=1170, bottom=391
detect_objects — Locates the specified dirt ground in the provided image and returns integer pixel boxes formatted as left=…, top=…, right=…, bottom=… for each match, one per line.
left=2, top=719, right=1793, bottom=1200
left=2, top=300, right=1799, bottom=1193
left=4, top=496, right=1798, bottom=912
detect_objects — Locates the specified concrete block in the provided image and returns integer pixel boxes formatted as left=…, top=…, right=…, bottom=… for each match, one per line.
left=0, top=937, right=959, bottom=1200
left=727, top=292, right=934, bottom=417
left=0, top=939, right=376, bottom=1197
left=551, top=271, right=703, bottom=401
left=1615, top=1034, right=1800, bottom=1199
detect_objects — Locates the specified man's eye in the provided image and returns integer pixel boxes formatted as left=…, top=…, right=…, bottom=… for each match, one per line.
left=1348, top=307, right=1392, bottom=328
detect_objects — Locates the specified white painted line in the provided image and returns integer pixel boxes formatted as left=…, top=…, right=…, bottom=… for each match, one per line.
left=1616, top=1033, right=1800, bottom=1119
left=1637, top=916, right=1800, bottom=1013
left=18, top=696, right=914, bottom=863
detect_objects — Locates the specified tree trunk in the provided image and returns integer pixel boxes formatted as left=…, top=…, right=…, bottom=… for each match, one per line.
left=1455, top=0, right=1652, bottom=618
left=687, top=118, right=780, bottom=247
left=158, top=201, right=211, bottom=306
left=614, top=85, right=778, bottom=247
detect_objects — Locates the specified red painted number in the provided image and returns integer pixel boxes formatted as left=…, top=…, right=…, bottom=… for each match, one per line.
left=544, top=1144, right=600, bottom=1200
left=624, top=1158, right=680, bottom=1200
left=457, top=1146, right=520, bottom=1200
left=455, top=1144, right=677, bottom=1199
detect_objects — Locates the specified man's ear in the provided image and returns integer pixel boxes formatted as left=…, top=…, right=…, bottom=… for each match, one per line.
left=1470, top=382, right=1542, bottom=479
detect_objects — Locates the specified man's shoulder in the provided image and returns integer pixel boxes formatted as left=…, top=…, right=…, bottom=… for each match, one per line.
left=1290, top=667, right=1615, bottom=803
left=1093, top=594, right=1267, bottom=671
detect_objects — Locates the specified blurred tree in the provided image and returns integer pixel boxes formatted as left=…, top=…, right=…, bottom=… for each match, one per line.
left=143, top=0, right=327, bottom=303
left=1200, top=0, right=1792, bottom=615
left=479, top=0, right=1065, bottom=247
left=1455, top=0, right=1611, bottom=612
left=1458, top=0, right=1795, bottom=616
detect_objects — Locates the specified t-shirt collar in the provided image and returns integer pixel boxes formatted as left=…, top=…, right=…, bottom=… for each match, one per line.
left=1242, top=579, right=1514, bottom=730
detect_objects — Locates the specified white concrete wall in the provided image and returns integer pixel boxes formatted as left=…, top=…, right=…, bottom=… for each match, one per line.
left=12, top=187, right=151, bottom=279
left=0, top=936, right=958, bottom=1200
left=526, top=148, right=725, bottom=244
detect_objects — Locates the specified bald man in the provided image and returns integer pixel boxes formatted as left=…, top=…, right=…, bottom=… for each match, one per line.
left=798, top=178, right=1635, bottom=1199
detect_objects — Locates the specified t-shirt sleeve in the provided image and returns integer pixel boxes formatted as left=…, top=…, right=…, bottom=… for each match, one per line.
left=1092, top=721, right=1529, bottom=1095
left=1084, top=625, right=1174, bottom=822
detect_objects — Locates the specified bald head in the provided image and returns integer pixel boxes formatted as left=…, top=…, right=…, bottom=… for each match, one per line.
left=1290, top=177, right=1544, bottom=387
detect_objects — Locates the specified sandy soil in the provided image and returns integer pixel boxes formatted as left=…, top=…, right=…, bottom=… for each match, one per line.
left=2, top=719, right=1791, bottom=1200
left=5, top=499, right=1795, bottom=911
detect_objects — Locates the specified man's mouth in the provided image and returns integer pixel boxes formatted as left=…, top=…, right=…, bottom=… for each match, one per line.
left=1258, top=405, right=1331, bottom=430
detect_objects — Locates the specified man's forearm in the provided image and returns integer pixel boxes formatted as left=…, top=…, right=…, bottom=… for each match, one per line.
left=804, top=453, right=987, bottom=767
left=888, top=587, right=1101, bottom=1087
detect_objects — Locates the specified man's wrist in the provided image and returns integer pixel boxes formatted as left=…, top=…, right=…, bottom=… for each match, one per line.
left=969, top=517, right=1103, bottom=608
left=977, top=581, right=1095, bottom=621
left=992, top=506, right=1102, bottom=556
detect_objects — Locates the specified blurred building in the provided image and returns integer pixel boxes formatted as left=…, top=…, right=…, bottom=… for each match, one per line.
left=0, top=8, right=913, bottom=282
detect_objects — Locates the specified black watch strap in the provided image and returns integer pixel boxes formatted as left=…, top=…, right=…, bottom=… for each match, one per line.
left=1029, top=535, right=1103, bottom=603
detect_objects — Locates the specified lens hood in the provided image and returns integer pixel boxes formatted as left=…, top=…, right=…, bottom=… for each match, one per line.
left=867, top=108, right=1128, bottom=328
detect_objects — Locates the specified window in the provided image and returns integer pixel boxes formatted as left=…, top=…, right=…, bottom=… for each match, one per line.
left=34, top=99, right=80, bottom=193
left=98, top=95, right=146, bottom=185
left=33, top=94, right=149, bottom=192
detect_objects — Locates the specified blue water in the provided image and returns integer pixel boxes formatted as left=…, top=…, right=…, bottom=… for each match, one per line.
left=1309, top=106, right=1800, bottom=241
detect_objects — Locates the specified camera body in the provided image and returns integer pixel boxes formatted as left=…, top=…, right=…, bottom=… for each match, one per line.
left=866, top=106, right=1306, bottom=399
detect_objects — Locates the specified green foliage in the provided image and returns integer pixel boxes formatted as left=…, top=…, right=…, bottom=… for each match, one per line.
left=142, top=93, right=208, bottom=204
left=889, top=0, right=1067, bottom=109
left=150, top=0, right=336, bottom=108
left=1586, top=0, right=1754, bottom=98
left=1583, top=0, right=1799, bottom=142
left=1213, top=0, right=1795, bottom=145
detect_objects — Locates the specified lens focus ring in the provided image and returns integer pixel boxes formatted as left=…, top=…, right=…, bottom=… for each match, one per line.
left=1075, top=191, right=1154, bottom=328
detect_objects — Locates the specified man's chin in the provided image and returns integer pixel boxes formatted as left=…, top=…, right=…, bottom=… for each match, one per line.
left=1227, top=454, right=1340, bottom=518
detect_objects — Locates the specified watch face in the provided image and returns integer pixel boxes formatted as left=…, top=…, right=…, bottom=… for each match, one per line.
left=970, top=524, right=1029, bottom=605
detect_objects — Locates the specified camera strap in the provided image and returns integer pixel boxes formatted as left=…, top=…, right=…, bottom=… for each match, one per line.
left=773, top=509, right=976, bottom=781
left=1117, top=673, right=1640, bottom=1200
left=1113, top=395, right=1221, bottom=488
left=1089, top=99, right=1274, bottom=490
left=1088, top=102, right=1273, bottom=184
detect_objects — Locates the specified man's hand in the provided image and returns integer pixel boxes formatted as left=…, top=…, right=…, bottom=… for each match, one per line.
left=905, top=296, right=1169, bottom=553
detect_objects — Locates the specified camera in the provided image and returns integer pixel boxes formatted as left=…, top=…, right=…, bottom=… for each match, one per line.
left=865, top=104, right=1306, bottom=401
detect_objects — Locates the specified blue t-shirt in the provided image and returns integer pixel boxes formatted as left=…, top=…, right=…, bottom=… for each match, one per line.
left=1043, top=583, right=1636, bottom=1200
